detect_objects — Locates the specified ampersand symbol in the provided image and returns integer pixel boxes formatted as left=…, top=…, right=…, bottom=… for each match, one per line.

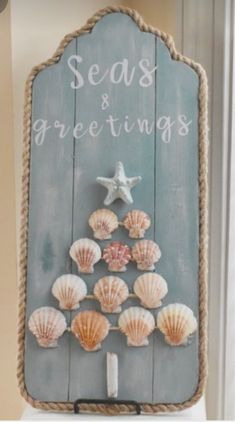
left=178, top=114, right=192, bottom=136
left=101, top=93, right=109, bottom=110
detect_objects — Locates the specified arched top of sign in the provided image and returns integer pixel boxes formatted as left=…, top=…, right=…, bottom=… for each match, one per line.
left=29, top=6, right=207, bottom=80
left=24, top=5, right=208, bottom=163
left=18, top=5, right=208, bottom=416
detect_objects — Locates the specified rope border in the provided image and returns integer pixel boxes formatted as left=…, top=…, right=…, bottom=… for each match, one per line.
left=17, top=5, right=208, bottom=416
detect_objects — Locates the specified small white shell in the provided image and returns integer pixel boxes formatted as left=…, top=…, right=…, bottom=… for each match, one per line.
left=70, top=238, right=101, bottom=273
left=107, top=352, right=118, bottom=398
left=71, top=310, right=110, bottom=352
left=89, top=209, right=119, bottom=240
left=118, top=306, right=155, bottom=347
left=133, top=273, right=168, bottom=309
left=94, top=276, right=129, bottom=313
left=132, top=240, right=161, bottom=271
left=28, top=307, right=67, bottom=348
left=123, top=210, right=151, bottom=238
left=52, top=274, right=87, bottom=310
left=157, top=303, right=197, bottom=346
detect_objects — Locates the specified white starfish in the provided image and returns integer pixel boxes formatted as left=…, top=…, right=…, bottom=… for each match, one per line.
left=96, top=162, right=142, bottom=205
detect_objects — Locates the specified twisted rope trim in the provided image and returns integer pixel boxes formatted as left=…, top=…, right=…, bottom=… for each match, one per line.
left=17, top=5, right=208, bottom=415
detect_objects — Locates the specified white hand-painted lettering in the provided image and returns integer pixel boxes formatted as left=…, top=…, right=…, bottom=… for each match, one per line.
left=33, top=114, right=192, bottom=146
left=139, top=58, right=158, bottom=87
left=67, top=55, right=158, bottom=89
left=33, top=119, right=51, bottom=146
left=54, top=121, right=70, bottom=138
left=157, top=116, right=176, bottom=143
left=67, top=55, right=84, bottom=89
left=178, top=114, right=192, bottom=136
left=101, top=93, right=109, bottom=110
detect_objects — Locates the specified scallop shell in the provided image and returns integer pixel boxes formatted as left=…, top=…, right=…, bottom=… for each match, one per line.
left=132, top=240, right=161, bottom=271
left=71, top=310, right=110, bottom=352
left=123, top=210, right=151, bottom=238
left=88, top=209, right=119, bottom=240
left=70, top=238, right=101, bottom=273
left=94, top=276, right=129, bottom=313
left=28, top=307, right=67, bottom=348
left=52, top=274, right=87, bottom=310
left=134, top=273, right=168, bottom=309
left=157, top=303, right=197, bottom=346
left=103, top=242, right=132, bottom=272
left=118, top=306, right=155, bottom=346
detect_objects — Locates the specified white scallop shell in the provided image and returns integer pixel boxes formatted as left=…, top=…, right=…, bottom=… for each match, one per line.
left=71, top=310, right=110, bottom=351
left=132, top=240, right=161, bottom=271
left=118, top=306, right=155, bottom=347
left=134, top=273, right=168, bottom=309
left=157, top=303, right=197, bottom=346
left=52, top=274, right=87, bottom=310
left=123, top=210, right=151, bottom=238
left=94, top=276, right=129, bottom=313
left=28, top=307, right=67, bottom=348
left=89, top=209, right=119, bottom=240
left=69, top=238, right=101, bottom=273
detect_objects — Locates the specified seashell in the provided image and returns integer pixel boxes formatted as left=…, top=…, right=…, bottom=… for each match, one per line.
left=133, top=273, right=168, bottom=309
left=123, top=210, right=151, bottom=238
left=103, top=242, right=132, bottom=272
left=71, top=310, right=110, bottom=352
left=28, top=307, right=67, bottom=348
left=70, top=238, right=101, bottom=273
left=118, top=306, right=155, bottom=347
left=94, top=276, right=129, bottom=313
left=157, top=303, right=197, bottom=346
left=132, top=240, right=161, bottom=271
left=52, top=274, right=87, bottom=310
left=88, top=209, right=119, bottom=240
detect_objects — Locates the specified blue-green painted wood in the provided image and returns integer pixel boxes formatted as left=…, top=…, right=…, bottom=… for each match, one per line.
left=153, top=39, right=199, bottom=402
left=69, top=13, right=156, bottom=402
left=25, top=39, right=76, bottom=401
left=24, top=11, right=201, bottom=405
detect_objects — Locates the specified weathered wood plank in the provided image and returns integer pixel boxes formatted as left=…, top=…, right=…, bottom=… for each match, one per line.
left=153, top=38, right=199, bottom=403
left=68, top=13, right=156, bottom=402
left=24, top=11, right=201, bottom=406
left=25, top=39, right=76, bottom=402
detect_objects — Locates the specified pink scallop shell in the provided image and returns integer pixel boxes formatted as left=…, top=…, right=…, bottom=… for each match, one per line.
left=103, top=242, right=132, bottom=272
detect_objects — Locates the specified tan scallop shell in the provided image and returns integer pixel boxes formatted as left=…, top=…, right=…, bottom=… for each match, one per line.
left=52, top=274, right=87, bottom=310
left=123, top=210, right=151, bottom=238
left=28, top=307, right=67, bottom=348
left=157, top=303, right=197, bottom=346
left=132, top=240, right=161, bottom=271
left=71, top=310, right=110, bottom=351
left=134, top=273, right=168, bottom=309
left=94, top=276, right=129, bottom=313
left=88, top=209, right=119, bottom=240
left=118, top=306, right=155, bottom=347
left=69, top=238, right=101, bottom=273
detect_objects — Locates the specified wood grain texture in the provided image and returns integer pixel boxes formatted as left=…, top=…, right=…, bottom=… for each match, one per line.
left=153, top=38, right=199, bottom=402
left=69, top=13, right=155, bottom=403
left=24, top=12, right=200, bottom=405
left=25, top=39, right=76, bottom=401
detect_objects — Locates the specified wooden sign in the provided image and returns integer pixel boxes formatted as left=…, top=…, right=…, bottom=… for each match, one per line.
left=18, top=6, right=208, bottom=415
